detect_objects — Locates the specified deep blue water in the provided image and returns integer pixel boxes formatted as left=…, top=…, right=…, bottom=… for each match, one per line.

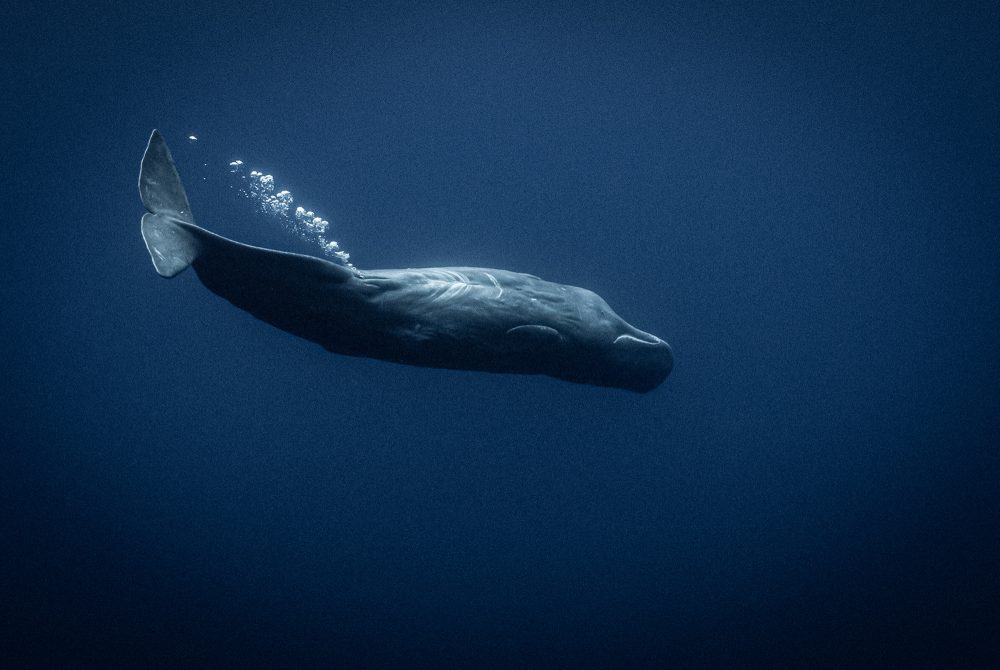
left=3, top=2, right=998, bottom=667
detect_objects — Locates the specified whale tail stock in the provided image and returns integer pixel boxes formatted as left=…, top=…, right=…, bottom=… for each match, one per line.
left=138, top=129, right=204, bottom=278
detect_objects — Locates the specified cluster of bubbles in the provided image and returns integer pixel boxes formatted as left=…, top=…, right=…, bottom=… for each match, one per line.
left=228, top=159, right=354, bottom=269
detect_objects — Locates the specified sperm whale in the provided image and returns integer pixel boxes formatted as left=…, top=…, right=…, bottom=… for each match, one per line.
left=139, top=130, right=673, bottom=392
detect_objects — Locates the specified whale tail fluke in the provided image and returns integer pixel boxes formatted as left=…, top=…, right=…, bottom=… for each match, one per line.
left=138, top=130, right=203, bottom=278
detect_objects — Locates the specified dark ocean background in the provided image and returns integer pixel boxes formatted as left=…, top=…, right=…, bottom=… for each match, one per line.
left=3, top=2, right=998, bottom=667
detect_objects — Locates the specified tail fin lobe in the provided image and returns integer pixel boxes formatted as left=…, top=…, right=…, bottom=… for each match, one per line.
left=141, top=212, right=203, bottom=278
left=139, top=130, right=193, bottom=222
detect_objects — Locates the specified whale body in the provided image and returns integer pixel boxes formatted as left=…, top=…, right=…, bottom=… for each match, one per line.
left=139, top=130, right=673, bottom=392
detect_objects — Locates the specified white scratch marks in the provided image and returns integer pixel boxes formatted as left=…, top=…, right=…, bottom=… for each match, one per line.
left=614, top=334, right=662, bottom=345
left=485, top=272, right=503, bottom=299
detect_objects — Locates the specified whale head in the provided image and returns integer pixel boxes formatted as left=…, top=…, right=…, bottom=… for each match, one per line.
left=540, top=288, right=673, bottom=393
left=558, top=327, right=673, bottom=393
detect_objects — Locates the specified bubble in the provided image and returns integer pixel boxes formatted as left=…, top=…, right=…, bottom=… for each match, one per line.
left=225, top=157, right=355, bottom=270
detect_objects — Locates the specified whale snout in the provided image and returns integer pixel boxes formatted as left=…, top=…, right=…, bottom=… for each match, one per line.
left=601, top=330, right=673, bottom=392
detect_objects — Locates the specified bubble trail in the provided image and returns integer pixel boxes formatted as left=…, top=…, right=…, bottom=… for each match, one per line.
left=227, top=160, right=355, bottom=270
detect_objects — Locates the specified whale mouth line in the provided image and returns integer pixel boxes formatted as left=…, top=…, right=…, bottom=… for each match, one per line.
left=614, top=333, right=662, bottom=346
